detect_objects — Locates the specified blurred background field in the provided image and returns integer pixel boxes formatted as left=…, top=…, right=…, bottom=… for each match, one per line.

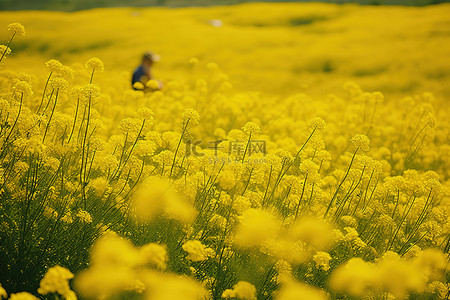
left=0, top=0, right=449, bottom=11
left=1, top=2, right=450, bottom=99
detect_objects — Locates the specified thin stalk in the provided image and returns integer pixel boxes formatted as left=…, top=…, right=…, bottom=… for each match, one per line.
left=42, top=88, right=59, bottom=143
left=169, top=119, right=189, bottom=178
left=67, top=96, right=80, bottom=144
left=387, top=196, right=417, bottom=251
left=324, top=147, right=359, bottom=218
left=0, top=32, right=15, bottom=62
left=36, top=72, right=52, bottom=113
left=241, top=133, right=252, bottom=163
left=294, top=173, right=308, bottom=220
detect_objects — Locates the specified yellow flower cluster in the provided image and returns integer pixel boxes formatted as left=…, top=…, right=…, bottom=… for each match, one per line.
left=131, top=176, right=196, bottom=223
left=37, top=266, right=76, bottom=300
left=182, top=240, right=215, bottom=262
left=76, top=234, right=176, bottom=299
left=330, top=249, right=448, bottom=299
left=7, top=23, right=25, bottom=36
left=222, top=281, right=257, bottom=299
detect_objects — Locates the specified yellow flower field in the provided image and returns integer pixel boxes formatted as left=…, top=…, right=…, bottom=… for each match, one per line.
left=0, top=3, right=449, bottom=300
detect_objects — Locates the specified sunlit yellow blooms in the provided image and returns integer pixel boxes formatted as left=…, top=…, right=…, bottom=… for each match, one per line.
left=262, top=239, right=308, bottom=264
left=329, top=258, right=376, bottom=297
left=0, top=45, right=11, bottom=56
left=81, top=84, right=101, bottom=99
left=376, top=252, right=426, bottom=299
left=43, top=206, right=58, bottom=219
left=307, top=117, right=326, bottom=133
left=313, top=252, right=332, bottom=271
left=139, top=243, right=168, bottom=270
left=218, top=170, right=238, bottom=190
left=89, top=177, right=108, bottom=196
left=182, top=240, right=215, bottom=262
left=16, top=72, right=31, bottom=83
left=288, top=217, right=334, bottom=251
left=275, top=260, right=292, bottom=278
left=189, top=57, right=199, bottom=65
left=118, top=117, right=141, bottom=134
left=329, top=249, right=448, bottom=299
left=131, top=177, right=196, bottom=223
left=38, top=266, right=76, bottom=300
left=351, top=134, right=370, bottom=152
left=50, top=77, right=69, bottom=91
left=76, top=235, right=142, bottom=298
left=75, top=210, right=92, bottom=223
left=234, top=209, right=280, bottom=248
left=413, top=248, right=448, bottom=280
left=137, top=107, right=154, bottom=120
left=210, top=214, right=227, bottom=230
left=85, top=57, right=104, bottom=72
left=222, top=281, right=257, bottom=300
left=60, top=212, right=73, bottom=224
left=12, top=81, right=33, bottom=98
left=299, top=159, right=319, bottom=174
left=0, top=284, right=7, bottom=299
left=182, top=108, right=200, bottom=124
left=139, top=270, right=206, bottom=300
left=133, top=81, right=145, bottom=90
left=232, top=196, right=252, bottom=214
left=424, top=178, right=442, bottom=195
left=274, top=279, right=329, bottom=300
left=90, top=234, right=140, bottom=267
left=7, top=23, right=25, bottom=36
left=135, top=140, right=156, bottom=158
left=343, top=81, right=362, bottom=97
left=75, top=266, right=136, bottom=299
left=242, top=122, right=261, bottom=135
left=9, top=293, right=37, bottom=300
left=206, top=62, right=219, bottom=71
left=45, top=59, right=63, bottom=73
left=426, top=281, right=447, bottom=299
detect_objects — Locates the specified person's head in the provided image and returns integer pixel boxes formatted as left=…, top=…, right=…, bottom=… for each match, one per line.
left=142, top=51, right=160, bottom=68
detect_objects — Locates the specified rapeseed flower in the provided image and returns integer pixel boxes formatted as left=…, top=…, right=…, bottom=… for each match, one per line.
left=0, top=285, right=7, bottom=299
left=38, top=266, right=76, bottom=300
left=85, top=57, right=104, bottom=72
left=182, top=240, right=215, bottom=262
left=7, top=23, right=25, bottom=36
left=9, top=293, right=37, bottom=300
left=0, top=45, right=11, bottom=56
left=222, top=281, right=257, bottom=300
left=351, top=134, right=370, bottom=152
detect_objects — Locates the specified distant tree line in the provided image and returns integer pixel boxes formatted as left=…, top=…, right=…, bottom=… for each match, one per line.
left=0, top=0, right=448, bottom=11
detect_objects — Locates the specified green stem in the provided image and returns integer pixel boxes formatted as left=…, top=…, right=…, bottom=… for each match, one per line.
left=67, top=96, right=80, bottom=144
left=0, top=33, right=15, bottom=62
left=170, top=118, right=189, bottom=178
left=241, top=133, right=252, bottom=163
left=324, top=147, right=359, bottom=218
left=42, top=88, right=59, bottom=143
left=37, top=72, right=52, bottom=114
left=295, top=173, right=308, bottom=220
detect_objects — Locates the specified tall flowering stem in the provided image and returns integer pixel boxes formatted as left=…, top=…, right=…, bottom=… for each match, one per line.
left=324, top=147, right=359, bottom=218
left=0, top=33, right=14, bottom=63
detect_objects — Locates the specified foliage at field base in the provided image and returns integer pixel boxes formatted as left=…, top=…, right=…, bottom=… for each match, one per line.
left=0, top=3, right=450, bottom=300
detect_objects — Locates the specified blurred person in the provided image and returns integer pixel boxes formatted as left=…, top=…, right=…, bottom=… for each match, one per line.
left=132, top=51, right=162, bottom=91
